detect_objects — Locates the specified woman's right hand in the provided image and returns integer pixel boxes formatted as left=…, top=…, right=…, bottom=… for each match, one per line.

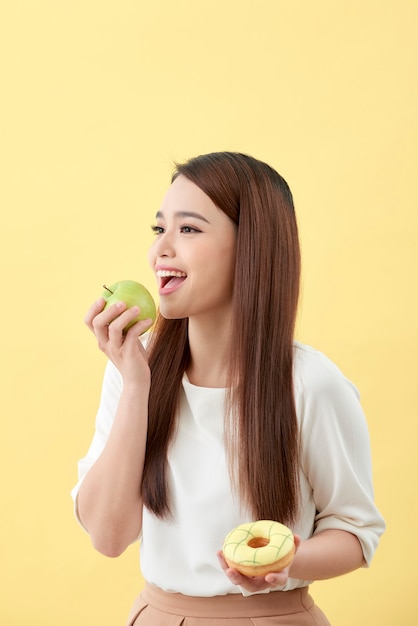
left=84, top=298, right=153, bottom=387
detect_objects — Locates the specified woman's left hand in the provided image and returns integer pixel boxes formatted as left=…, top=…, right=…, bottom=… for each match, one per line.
left=217, top=535, right=300, bottom=593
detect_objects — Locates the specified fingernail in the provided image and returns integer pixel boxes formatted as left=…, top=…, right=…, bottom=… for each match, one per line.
left=131, top=306, right=139, bottom=314
left=116, top=301, right=125, bottom=309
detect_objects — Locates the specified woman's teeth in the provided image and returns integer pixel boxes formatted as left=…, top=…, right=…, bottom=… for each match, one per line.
left=156, top=270, right=187, bottom=278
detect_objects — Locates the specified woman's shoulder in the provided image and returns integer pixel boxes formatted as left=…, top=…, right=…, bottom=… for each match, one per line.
left=293, top=340, right=360, bottom=401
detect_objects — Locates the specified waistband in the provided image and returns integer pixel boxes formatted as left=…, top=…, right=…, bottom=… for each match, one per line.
left=140, top=582, right=314, bottom=618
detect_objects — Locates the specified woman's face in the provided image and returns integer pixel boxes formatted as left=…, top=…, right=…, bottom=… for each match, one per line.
left=148, top=175, right=237, bottom=322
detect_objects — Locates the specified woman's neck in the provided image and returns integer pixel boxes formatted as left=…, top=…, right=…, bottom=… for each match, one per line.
left=186, top=315, right=232, bottom=388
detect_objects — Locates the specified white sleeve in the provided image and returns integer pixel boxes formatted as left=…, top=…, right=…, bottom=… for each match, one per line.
left=70, top=360, right=123, bottom=525
left=297, top=350, right=385, bottom=566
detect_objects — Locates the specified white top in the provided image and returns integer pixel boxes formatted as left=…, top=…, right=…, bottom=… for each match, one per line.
left=71, top=341, right=385, bottom=596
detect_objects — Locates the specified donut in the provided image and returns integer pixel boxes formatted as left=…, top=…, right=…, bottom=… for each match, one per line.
left=222, top=520, right=295, bottom=577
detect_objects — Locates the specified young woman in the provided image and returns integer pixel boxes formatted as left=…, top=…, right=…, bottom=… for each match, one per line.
left=72, top=152, right=385, bottom=625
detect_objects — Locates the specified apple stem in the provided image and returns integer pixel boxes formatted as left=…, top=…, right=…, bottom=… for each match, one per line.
left=102, top=284, right=114, bottom=295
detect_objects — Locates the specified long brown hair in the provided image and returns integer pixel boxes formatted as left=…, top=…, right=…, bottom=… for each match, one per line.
left=142, top=152, right=301, bottom=525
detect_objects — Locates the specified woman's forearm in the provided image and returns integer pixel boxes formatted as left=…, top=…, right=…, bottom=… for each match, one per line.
left=77, top=383, right=149, bottom=557
left=289, top=529, right=365, bottom=580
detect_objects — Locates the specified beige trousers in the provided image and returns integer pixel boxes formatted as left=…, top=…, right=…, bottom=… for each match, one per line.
left=126, top=582, right=331, bottom=625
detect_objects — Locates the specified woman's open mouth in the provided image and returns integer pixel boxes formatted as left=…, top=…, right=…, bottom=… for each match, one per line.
left=157, top=269, right=187, bottom=295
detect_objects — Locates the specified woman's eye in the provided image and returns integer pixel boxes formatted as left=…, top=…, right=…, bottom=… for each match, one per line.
left=151, top=224, right=201, bottom=235
left=180, top=225, right=201, bottom=233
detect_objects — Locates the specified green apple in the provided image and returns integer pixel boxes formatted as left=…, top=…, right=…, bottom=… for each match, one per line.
left=102, top=280, right=156, bottom=333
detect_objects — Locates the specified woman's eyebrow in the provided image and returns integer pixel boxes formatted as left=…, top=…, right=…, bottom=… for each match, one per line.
left=155, top=210, right=210, bottom=223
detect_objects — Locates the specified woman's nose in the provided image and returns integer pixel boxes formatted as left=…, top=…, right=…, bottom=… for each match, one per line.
left=152, top=231, right=175, bottom=258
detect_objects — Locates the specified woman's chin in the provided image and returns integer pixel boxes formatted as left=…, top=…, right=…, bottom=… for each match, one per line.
left=159, top=307, right=187, bottom=321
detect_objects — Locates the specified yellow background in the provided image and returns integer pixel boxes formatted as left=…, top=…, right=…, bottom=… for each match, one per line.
left=1, top=1, right=417, bottom=624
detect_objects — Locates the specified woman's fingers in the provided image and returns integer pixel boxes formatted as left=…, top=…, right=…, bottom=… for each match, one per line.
left=83, top=299, right=153, bottom=387
left=217, top=551, right=256, bottom=587
left=217, top=549, right=291, bottom=592
left=124, top=317, right=154, bottom=340
left=89, top=302, right=125, bottom=350
left=84, top=297, right=106, bottom=330
left=85, top=298, right=154, bottom=355
left=264, top=568, right=289, bottom=587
